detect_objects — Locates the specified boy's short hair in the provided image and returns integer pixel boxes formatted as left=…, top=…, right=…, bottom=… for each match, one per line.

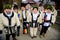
left=13, top=5, right=18, bottom=10
left=33, top=6, right=38, bottom=10
left=39, top=3, right=43, bottom=7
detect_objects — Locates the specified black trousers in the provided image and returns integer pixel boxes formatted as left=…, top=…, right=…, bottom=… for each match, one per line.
left=6, top=33, right=16, bottom=40
left=23, top=22, right=27, bottom=29
left=0, top=30, right=2, bottom=34
left=23, top=19, right=27, bottom=29
left=17, top=26, right=20, bottom=36
left=23, top=21, right=28, bottom=34
left=0, top=30, right=2, bottom=40
left=40, top=26, right=49, bottom=35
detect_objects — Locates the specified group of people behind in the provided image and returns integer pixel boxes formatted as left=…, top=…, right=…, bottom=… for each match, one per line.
left=0, top=2, right=57, bottom=40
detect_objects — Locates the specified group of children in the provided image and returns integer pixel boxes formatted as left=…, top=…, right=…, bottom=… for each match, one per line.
left=0, top=2, right=57, bottom=40
left=13, top=3, right=57, bottom=39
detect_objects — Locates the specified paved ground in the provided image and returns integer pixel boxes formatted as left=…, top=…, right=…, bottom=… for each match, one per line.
left=2, top=26, right=60, bottom=40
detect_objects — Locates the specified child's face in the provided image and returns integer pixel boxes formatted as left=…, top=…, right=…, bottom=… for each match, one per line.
left=14, top=9, right=18, bottom=13
left=44, top=9, right=47, bottom=12
left=26, top=4, right=31, bottom=9
left=21, top=7, right=25, bottom=11
left=27, top=4, right=31, bottom=8
left=47, top=9, right=51, bottom=13
left=39, top=6, right=44, bottom=11
left=33, top=8, right=38, bottom=14
left=5, top=9, right=11, bottom=14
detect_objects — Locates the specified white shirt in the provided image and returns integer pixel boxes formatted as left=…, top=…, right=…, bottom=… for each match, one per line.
left=23, top=10, right=26, bottom=19
left=33, top=12, right=39, bottom=20
left=7, top=13, right=12, bottom=17
left=46, top=13, right=52, bottom=20
left=32, top=12, right=39, bottom=26
left=43, top=12, right=52, bottom=26
left=4, top=10, right=12, bottom=19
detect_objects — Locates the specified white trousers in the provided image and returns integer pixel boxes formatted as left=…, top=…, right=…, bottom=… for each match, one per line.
left=30, top=27, right=38, bottom=37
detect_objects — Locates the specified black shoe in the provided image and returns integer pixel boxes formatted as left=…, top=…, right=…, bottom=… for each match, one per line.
left=17, top=34, right=20, bottom=36
left=42, top=34, right=46, bottom=38
left=34, top=36, right=37, bottom=38
left=31, top=37, right=34, bottom=39
left=40, top=35, right=43, bottom=38
left=13, top=38, right=17, bottom=40
left=23, top=32, right=24, bottom=34
left=23, top=32, right=25, bottom=34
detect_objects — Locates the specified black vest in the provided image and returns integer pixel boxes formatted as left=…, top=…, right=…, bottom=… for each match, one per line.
left=30, top=13, right=40, bottom=27
left=22, top=10, right=27, bottom=22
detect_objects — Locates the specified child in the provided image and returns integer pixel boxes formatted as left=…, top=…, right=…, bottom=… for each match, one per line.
left=13, top=5, right=20, bottom=36
left=40, top=5, right=54, bottom=38
left=1, top=2, right=20, bottom=40
left=27, top=6, right=43, bottom=39
left=21, top=6, right=28, bottom=34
